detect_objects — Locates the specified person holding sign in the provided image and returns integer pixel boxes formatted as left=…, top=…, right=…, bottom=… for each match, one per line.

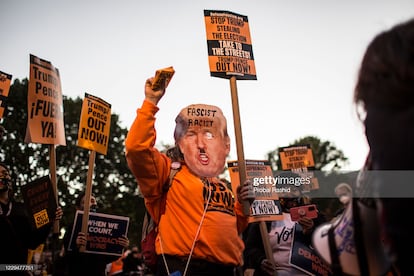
left=62, top=192, right=129, bottom=276
left=125, top=74, right=252, bottom=276
left=243, top=172, right=325, bottom=276
left=0, top=162, right=62, bottom=272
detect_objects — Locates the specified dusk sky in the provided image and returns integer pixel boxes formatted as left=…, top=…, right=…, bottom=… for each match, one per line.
left=1, top=0, right=413, bottom=170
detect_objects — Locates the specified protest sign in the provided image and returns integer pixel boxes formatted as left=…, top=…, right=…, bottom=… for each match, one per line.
left=279, top=145, right=315, bottom=170
left=68, top=211, right=129, bottom=256
left=151, top=66, right=175, bottom=90
left=25, top=54, right=65, bottom=145
left=0, top=70, right=12, bottom=119
left=290, top=228, right=333, bottom=276
left=279, top=145, right=319, bottom=191
left=21, top=176, right=57, bottom=230
left=204, top=10, right=257, bottom=80
left=228, top=159, right=283, bottom=222
left=77, top=93, right=111, bottom=155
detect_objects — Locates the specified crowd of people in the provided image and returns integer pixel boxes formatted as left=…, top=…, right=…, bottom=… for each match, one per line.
left=0, top=162, right=62, bottom=276
left=1, top=17, right=413, bottom=276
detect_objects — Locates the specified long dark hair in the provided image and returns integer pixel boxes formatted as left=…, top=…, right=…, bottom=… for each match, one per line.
left=354, top=18, right=414, bottom=114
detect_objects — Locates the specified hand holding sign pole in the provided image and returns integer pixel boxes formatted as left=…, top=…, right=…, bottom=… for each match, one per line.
left=204, top=9, right=257, bottom=214
left=204, top=10, right=276, bottom=274
left=77, top=93, right=111, bottom=252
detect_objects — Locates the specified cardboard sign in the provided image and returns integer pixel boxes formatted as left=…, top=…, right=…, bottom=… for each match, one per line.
left=290, top=227, right=333, bottom=276
left=0, top=70, right=12, bottom=119
left=21, top=176, right=57, bottom=230
left=68, top=211, right=129, bottom=256
left=77, top=93, right=111, bottom=155
left=25, top=54, right=66, bottom=145
left=279, top=145, right=319, bottom=191
left=151, top=66, right=175, bottom=90
left=279, top=145, right=315, bottom=170
left=228, top=160, right=283, bottom=222
left=204, top=10, right=257, bottom=80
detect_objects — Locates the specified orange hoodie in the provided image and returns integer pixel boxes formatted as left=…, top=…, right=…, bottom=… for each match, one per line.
left=125, top=100, right=248, bottom=266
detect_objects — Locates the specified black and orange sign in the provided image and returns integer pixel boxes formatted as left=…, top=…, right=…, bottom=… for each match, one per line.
left=279, top=145, right=315, bottom=171
left=77, top=93, right=111, bottom=155
left=21, top=176, right=57, bottom=230
left=279, top=145, right=319, bottom=191
left=228, top=160, right=283, bottom=222
left=204, top=10, right=257, bottom=80
left=25, top=54, right=66, bottom=145
left=0, top=70, right=12, bottom=119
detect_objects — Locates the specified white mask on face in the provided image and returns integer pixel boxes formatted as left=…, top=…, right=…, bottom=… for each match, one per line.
left=339, top=195, right=351, bottom=205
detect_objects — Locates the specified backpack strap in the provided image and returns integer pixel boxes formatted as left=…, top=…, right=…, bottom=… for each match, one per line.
left=158, top=161, right=181, bottom=220
left=328, top=225, right=344, bottom=275
left=142, top=162, right=182, bottom=236
left=163, top=162, right=181, bottom=192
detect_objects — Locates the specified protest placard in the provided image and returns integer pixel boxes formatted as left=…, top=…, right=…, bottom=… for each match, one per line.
left=204, top=10, right=257, bottom=80
left=228, top=159, right=283, bottom=222
left=25, top=54, right=65, bottom=145
left=279, top=145, right=319, bottom=191
left=21, top=176, right=57, bottom=230
left=68, top=211, right=129, bottom=256
left=290, top=229, right=333, bottom=276
left=0, top=70, right=12, bottom=119
left=77, top=93, right=111, bottom=155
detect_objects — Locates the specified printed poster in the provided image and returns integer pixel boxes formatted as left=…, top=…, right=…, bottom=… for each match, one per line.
left=228, top=160, right=283, bottom=222
left=279, top=145, right=319, bottom=191
left=0, top=70, right=12, bottom=119
left=204, top=10, right=257, bottom=80
left=21, top=176, right=57, bottom=230
left=25, top=54, right=66, bottom=145
left=68, top=211, right=129, bottom=256
left=290, top=227, right=333, bottom=276
left=279, top=145, right=315, bottom=170
left=77, top=93, right=111, bottom=155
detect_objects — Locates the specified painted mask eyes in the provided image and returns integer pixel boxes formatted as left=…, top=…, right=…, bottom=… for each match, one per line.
left=204, top=132, right=213, bottom=140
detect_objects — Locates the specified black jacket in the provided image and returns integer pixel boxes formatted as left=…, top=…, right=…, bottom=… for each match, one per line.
left=0, top=200, right=52, bottom=275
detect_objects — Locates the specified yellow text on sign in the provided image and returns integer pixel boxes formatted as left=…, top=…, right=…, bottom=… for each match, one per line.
left=34, top=209, right=49, bottom=229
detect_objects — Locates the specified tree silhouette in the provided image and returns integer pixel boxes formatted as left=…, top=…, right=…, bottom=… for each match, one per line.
left=0, top=78, right=143, bottom=246
left=266, top=135, right=349, bottom=172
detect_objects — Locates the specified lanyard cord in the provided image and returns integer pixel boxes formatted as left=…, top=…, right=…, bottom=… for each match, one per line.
left=160, top=178, right=212, bottom=276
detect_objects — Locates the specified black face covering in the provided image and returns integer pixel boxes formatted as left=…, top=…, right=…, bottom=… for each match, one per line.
left=90, top=205, right=98, bottom=213
left=280, top=197, right=302, bottom=212
left=0, top=178, right=11, bottom=192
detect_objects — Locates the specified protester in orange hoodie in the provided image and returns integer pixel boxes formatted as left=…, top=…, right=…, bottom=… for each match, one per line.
left=125, top=75, right=252, bottom=276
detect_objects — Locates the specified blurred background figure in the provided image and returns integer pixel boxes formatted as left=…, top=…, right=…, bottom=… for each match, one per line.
left=243, top=172, right=326, bottom=276
left=353, top=17, right=414, bottom=275
left=0, top=162, right=62, bottom=275
left=122, top=245, right=145, bottom=275
left=333, top=182, right=352, bottom=217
